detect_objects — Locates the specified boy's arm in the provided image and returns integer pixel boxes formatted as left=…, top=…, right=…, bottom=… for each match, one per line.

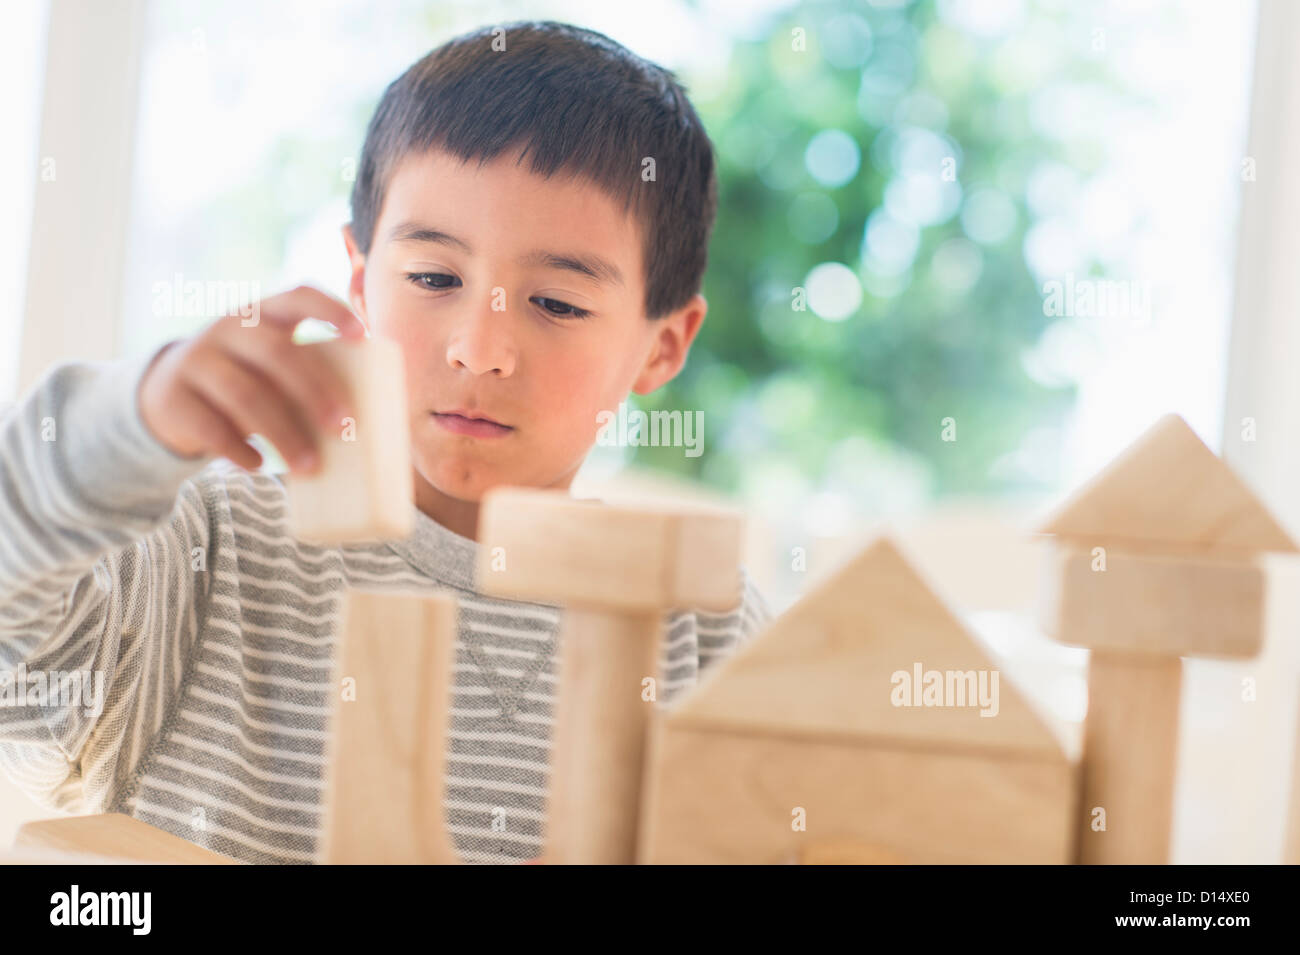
left=0, top=349, right=215, bottom=811
left=693, top=566, right=774, bottom=671
left=736, top=565, right=774, bottom=643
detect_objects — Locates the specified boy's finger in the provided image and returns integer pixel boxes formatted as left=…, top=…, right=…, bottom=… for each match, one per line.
left=255, top=285, right=368, bottom=340
left=171, top=383, right=263, bottom=470
left=222, top=329, right=354, bottom=431
left=185, top=353, right=320, bottom=475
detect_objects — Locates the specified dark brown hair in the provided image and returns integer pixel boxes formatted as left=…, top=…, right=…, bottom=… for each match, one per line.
left=349, top=20, right=718, bottom=319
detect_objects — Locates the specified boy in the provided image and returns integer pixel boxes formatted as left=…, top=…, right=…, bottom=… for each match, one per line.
left=0, top=21, right=771, bottom=864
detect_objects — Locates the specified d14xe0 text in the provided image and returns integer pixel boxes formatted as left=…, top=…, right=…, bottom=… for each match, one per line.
left=1130, top=891, right=1250, bottom=906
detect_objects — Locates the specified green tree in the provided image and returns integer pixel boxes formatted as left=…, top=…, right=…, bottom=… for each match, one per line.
left=638, top=0, right=1096, bottom=518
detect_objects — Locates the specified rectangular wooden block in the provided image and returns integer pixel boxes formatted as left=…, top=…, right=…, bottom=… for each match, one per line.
left=1077, top=652, right=1181, bottom=864
left=2, top=847, right=153, bottom=865
left=13, top=814, right=240, bottom=864
left=1040, top=544, right=1266, bottom=657
left=669, top=504, right=746, bottom=612
left=541, top=608, right=662, bottom=865
left=1286, top=694, right=1300, bottom=864
left=637, top=723, right=1077, bottom=864
left=476, top=487, right=743, bottom=611
left=286, top=337, right=414, bottom=543
left=321, top=589, right=460, bottom=864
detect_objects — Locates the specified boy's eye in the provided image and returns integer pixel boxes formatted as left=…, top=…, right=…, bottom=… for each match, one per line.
left=532, top=296, right=591, bottom=320
left=406, top=272, right=460, bottom=291
left=405, top=274, right=589, bottom=320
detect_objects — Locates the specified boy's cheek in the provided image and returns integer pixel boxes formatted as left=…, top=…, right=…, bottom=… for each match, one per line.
left=545, top=383, right=616, bottom=442
left=538, top=347, right=631, bottom=413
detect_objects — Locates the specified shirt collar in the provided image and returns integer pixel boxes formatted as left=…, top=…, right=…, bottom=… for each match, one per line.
left=383, top=504, right=479, bottom=591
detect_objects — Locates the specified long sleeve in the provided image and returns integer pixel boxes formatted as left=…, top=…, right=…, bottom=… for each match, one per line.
left=694, top=565, right=774, bottom=669
left=0, top=348, right=215, bottom=812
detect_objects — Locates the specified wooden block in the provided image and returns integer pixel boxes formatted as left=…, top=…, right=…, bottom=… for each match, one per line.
left=670, top=537, right=1068, bottom=759
left=543, top=608, right=661, bottom=864
left=475, top=489, right=746, bottom=864
left=669, top=503, right=748, bottom=611
left=285, top=337, right=413, bottom=543
left=1283, top=691, right=1300, bottom=864
left=1076, top=652, right=1182, bottom=864
left=1038, top=413, right=1296, bottom=553
left=13, top=814, right=240, bottom=864
left=321, top=589, right=461, bottom=864
left=476, top=486, right=743, bottom=612
left=638, top=723, right=1076, bottom=864
left=1, top=846, right=153, bottom=865
left=797, top=841, right=907, bottom=865
left=1040, top=544, right=1267, bottom=658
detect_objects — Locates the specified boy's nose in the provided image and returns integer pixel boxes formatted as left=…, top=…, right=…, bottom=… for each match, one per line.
left=445, top=306, right=516, bottom=377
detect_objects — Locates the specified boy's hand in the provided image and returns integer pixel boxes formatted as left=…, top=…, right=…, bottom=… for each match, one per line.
left=137, top=285, right=368, bottom=475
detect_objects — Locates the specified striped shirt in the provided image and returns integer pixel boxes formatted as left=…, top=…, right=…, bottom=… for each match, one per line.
left=0, top=349, right=773, bottom=864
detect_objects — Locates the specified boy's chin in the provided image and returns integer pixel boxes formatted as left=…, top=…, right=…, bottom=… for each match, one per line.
left=415, top=452, right=513, bottom=503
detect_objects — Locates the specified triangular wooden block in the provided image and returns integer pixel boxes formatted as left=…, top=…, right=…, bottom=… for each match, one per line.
left=669, top=536, right=1065, bottom=759
left=1038, top=413, right=1297, bottom=553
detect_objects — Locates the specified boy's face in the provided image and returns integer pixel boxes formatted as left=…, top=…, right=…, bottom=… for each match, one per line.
left=342, top=146, right=705, bottom=532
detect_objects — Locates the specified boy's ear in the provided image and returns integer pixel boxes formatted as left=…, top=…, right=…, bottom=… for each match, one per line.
left=341, top=223, right=370, bottom=330
left=631, top=293, right=707, bottom=395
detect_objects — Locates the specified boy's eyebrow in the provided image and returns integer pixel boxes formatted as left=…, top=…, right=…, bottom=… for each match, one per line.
left=388, top=220, right=624, bottom=287
left=388, top=222, right=473, bottom=253
left=517, top=250, right=624, bottom=288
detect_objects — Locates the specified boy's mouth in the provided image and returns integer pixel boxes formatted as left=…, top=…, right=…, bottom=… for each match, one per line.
left=432, top=410, right=513, bottom=438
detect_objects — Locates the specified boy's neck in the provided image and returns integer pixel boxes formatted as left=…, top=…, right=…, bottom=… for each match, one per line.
left=414, top=479, right=482, bottom=542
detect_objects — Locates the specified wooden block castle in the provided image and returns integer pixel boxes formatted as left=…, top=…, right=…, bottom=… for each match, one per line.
left=8, top=412, right=1299, bottom=865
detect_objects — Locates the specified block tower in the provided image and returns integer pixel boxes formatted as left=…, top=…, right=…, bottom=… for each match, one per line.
left=1037, top=413, right=1298, bottom=863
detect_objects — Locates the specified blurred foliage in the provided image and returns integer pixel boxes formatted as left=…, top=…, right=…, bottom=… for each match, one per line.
left=636, top=0, right=1100, bottom=518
